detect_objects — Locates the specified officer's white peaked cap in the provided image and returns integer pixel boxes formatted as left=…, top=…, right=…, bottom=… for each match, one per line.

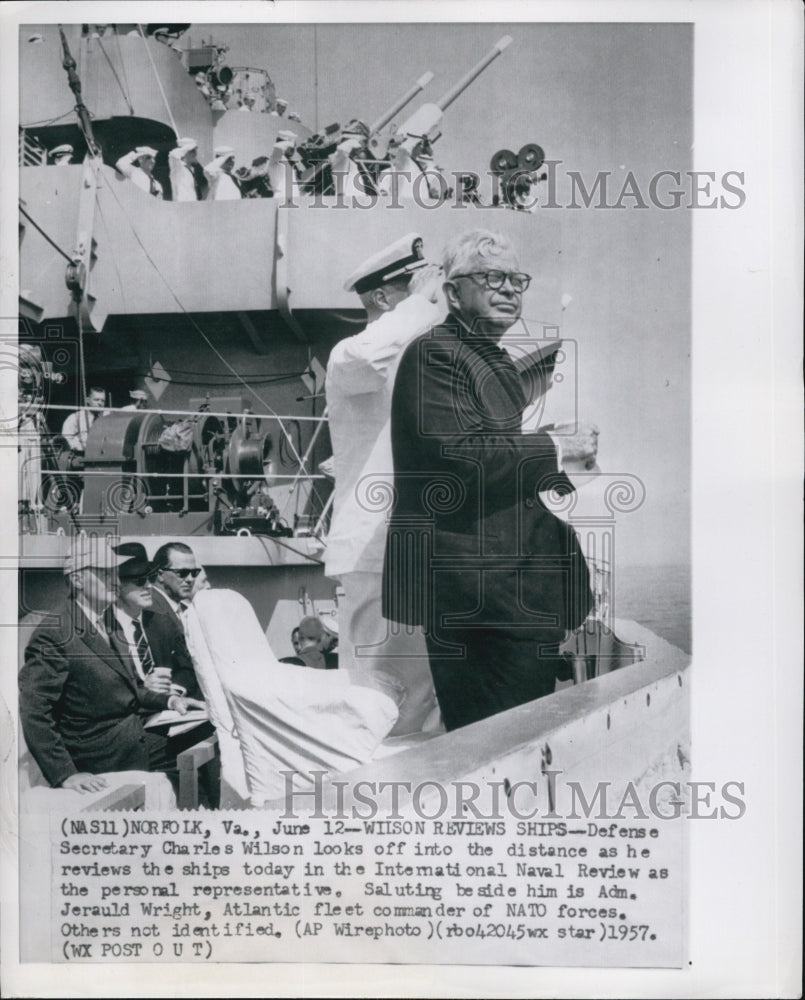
left=344, top=233, right=427, bottom=294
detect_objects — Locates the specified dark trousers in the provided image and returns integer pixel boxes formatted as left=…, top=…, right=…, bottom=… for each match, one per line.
left=425, top=625, right=567, bottom=732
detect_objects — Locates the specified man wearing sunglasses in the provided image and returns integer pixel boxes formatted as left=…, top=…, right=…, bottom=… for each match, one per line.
left=383, top=228, right=598, bottom=732
left=149, top=542, right=203, bottom=631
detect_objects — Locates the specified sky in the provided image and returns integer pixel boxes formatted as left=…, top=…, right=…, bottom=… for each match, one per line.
left=201, top=21, right=693, bottom=567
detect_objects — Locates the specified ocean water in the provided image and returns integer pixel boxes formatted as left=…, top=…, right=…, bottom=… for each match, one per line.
left=611, top=563, right=691, bottom=654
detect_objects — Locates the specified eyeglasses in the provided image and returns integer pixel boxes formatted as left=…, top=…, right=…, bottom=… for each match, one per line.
left=165, top=567, right=201, bottom=579
left=449, top=270, right=532, bottom=293
left=125, top=575, right=153, bottom=588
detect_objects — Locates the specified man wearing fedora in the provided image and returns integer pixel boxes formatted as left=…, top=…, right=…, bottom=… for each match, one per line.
left=108, top=543, right=201, bottom=700
left=110, top=543, right=219, bottom=805
left=19, top=537, right=203, bottom=794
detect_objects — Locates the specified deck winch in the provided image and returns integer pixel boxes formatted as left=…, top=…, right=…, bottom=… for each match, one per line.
left=77, top=398, right=285, bottom=534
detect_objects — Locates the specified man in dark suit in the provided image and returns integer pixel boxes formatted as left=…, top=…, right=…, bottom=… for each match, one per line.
left=111, top=542, right=219, bottom=806
left=108, top=543, right=201, bottom=699
left=149, top=541, right=201, bottom=632
left=383, top=229, right=598, bottom=732
left=19, top=537, right=203, bottom=793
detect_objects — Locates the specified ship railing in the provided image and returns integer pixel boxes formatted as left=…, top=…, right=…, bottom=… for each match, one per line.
left=19, top=402, right=332, bottom=531
left=29, top=401, right=329, bottom=425
left=19, top=130, right=47, bottom=167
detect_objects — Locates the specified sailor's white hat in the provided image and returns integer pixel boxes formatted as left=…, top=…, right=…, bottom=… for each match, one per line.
left=275, top=130, right=297, bottom=144
left=214, top=145, right=235, bottom=158
left=344, top=233, right=428, bottom=294
left=177, top=137, right=198, bottom=150
left=50, top=144, right=73, bottom=157
left=134, top=146, right=158, bottom=160
left=129, top=389, right=148, bottom=401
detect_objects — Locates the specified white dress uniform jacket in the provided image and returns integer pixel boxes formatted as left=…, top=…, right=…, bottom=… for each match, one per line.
left=115, top=151, right=163, bottom=198
left=324, top=294, right=442, bottom=579
left=168, top=149, right=199, bottom=201
left=203, top=157, right=242, bottom=200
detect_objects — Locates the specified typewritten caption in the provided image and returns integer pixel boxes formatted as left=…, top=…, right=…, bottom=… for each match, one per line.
left=44, top=812, right=685, bottom=966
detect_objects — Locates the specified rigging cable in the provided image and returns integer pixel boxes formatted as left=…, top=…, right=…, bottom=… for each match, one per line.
left=113, top=29, right=135, bottom=114
left=96, top=36, right=135, bottom=115
left=18, top=203, right=74, bottom=263
left=99, top=182, right=325, bottom=517
left=94, top=197, right=129, bottom=313
left=20, top=109, right=76, bottom=128
left=136, top=25, right=178, bottom=136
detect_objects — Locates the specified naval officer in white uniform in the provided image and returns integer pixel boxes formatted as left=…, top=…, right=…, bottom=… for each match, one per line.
left=115, top=146, right=163, bottom=198
left=325, top=234, right=444, bottom=736
left=168, top=138, right=201, bottom=201
left=204, top=146, right=242, bottom=200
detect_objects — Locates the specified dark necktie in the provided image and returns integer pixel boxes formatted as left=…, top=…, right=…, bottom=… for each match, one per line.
left=149, top=176, right=158, bottom=197
left=132, top=618, right=155, bottom=676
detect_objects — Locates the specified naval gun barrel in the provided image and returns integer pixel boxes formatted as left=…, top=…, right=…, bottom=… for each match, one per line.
left=369, top=72, right=435, bottom=134
left=436, top=35, right=512, bottom=111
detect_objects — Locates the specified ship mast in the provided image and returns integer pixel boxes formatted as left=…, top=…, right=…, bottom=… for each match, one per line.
left=58, top=26, right=101, bottom=158
left=57, top=25, right=106, bottom=400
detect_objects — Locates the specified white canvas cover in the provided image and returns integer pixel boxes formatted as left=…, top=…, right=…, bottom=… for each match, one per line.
left=184, top=590, right=401, bottom=805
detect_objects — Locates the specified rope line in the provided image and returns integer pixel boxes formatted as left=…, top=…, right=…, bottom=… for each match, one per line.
left=97, top=36, right=135, bottom=115
left=18, top=204, right=74, bottom=262
left=96, top=182, right=329, bottom=521
left=113, top=29, right=135, bottom=115
left=137, top=25, right=178, bottom=135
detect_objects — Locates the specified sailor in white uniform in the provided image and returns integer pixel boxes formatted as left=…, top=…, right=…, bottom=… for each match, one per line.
left=50, top=143, right=74, bottom=166
left=115, top=146, right=163, bottom=198
left=203, top=146, right=242, bottom=200
left=121, top=389, right=148, bottom=411
left=324, top=234, right=444, bottom=735
left=267, top=131, right=302, bottom=204
left=168, top=138, right=201, bottom=201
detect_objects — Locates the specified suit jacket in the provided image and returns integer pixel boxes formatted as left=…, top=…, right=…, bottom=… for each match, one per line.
left=19, top=602, right=171, bottom=787
left=148, top=586, right=183, bottom=630
left=382, top=318, right=592, bottom=636
left=145, top=588, right=201, bottom=697
left=106, top=603, right=201, bottom=701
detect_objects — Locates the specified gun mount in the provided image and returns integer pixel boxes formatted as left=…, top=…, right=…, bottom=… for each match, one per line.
left=391, top=35, right=512, bottom=152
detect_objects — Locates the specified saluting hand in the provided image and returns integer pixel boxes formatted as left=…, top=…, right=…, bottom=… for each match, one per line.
left=409, top=263, right=444, bottom=304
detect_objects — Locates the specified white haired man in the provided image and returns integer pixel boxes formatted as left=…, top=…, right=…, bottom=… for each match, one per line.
left=383, top=229, right=599, bottom=731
